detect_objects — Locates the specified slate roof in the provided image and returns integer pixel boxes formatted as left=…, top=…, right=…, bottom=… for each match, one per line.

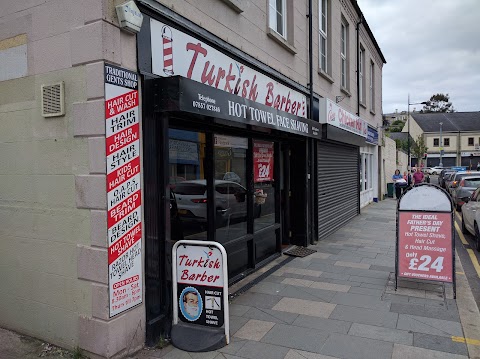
left=387, top=132, right=408, bottom=141
left=412, top=112, right=480, bottom=132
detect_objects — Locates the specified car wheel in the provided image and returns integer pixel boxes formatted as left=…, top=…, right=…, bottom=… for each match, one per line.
left=475, top=223, right=480, bottom=252
left=432, top=171, right=437, bottom=175
left=461, top=215, right=468, bottom=234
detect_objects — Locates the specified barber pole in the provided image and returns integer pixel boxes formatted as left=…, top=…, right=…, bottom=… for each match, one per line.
left=162, top=25, right=174, bottom=75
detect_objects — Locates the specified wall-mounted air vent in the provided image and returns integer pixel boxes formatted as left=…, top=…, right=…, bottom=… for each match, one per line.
left=41, top=82, right=65, bottom=117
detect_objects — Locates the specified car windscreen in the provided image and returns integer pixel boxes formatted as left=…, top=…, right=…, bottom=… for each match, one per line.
left=463, top=178, right=480, bottom=188
left=173, top=183, right=207, bottom=195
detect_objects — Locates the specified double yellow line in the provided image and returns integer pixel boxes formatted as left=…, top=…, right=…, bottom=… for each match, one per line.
left=454, top=212, right=480, bottom=278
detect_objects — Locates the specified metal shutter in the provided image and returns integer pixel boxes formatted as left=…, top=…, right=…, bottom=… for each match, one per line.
left=317, top=141, right=359, bottom=239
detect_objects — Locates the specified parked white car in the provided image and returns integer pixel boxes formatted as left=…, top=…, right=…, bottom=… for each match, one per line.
left=428, top=166, right=445, bottom=175
left=173, top=179, right=247, bottom=227
left=461, top=186, right=480, bottom=251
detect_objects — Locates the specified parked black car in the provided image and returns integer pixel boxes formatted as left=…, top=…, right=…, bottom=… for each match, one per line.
left=439, top=169, right=455, bottom=188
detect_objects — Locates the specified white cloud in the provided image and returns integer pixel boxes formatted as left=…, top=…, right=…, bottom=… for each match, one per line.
left=358, top=0, right=480, bottom=113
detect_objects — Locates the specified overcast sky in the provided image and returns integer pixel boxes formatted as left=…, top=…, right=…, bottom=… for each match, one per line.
left=357, top=0, right=480, bottom=114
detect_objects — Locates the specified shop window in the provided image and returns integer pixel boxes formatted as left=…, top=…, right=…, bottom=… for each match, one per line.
left=360, top=152, right=373, bottom=192
left=253, top=141, right=275, bottom=231
left=444, top=138, right=450, bottom=147
left=433, top=138, right=439, bottom=147
left=468, top=137, right=474, bottom=146
left=169, top=129, right=207, bottom=241
left=214, top=135, right=248, bottom=243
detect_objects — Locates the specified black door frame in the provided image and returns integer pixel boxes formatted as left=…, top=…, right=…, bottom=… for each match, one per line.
left=143, top=93, right=312, bottom=345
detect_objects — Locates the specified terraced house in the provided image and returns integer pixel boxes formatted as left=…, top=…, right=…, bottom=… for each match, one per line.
left=0, top=0, right=385, bottom=357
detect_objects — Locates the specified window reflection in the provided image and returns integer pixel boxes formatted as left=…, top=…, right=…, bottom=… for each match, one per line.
left=214, top=135, right=248, bottom=243
left=253, top=140, right=275, bottom=231
left=169, top=129, right=207, bottom=241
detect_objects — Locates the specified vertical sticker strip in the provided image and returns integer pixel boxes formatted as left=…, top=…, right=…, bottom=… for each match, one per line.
left=105, top=64, right=143, bottom=317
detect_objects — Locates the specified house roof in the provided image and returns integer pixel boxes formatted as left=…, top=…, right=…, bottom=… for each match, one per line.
left=387, top=132, right=408, bottom=141
left=412, top=112, right=480, bottom=132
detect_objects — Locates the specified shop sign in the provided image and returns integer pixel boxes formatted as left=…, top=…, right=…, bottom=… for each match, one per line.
left=254, top=141, right=274, bottom=182
left=159, top=77, right=321, bottom=139
left=105, top=63, right=143, bottom=317
left=396, top=184, right=455, bottom=294
left=150, top=19, right=307, bottom=118
left=366, top=126, right=378, bottom=145
left=461, top=152, right=480, bottom=157
left=214, top=134, right=248, bottom=149
left=172, top=240, right=230, bottom=344
left=169, top=139, right=199, bottom=163
left=318, top=98, right=368, bottom=138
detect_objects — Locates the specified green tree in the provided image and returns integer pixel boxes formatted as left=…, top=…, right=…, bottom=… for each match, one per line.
left=422, top=93, right=454, bottom=113
left=412, top=135, right=428, bottom=166
left=394, top=138, right=409, bottom=152
left=389, top=120, right=405, bottom=132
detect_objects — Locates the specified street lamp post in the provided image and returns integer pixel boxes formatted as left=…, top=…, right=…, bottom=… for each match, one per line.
left=407, top=94, right=429, bottom=171
left=439, top=122, right=443, bottom=167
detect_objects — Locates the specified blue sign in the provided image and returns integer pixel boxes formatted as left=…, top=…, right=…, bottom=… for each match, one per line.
left=366, top=126, right=378, bottom=145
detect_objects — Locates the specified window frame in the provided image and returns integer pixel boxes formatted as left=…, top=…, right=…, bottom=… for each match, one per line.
left=444, top=138, right=450, bottom=147
left=433, top=138, right=439, bottom=147
left=359, top=46, right=365, bottom=105
left=468, top=137, right=474, bottom=146
left=319, top=0, right=328, bottom=73
left=369, top=60, right=375, bottom=111
left=340, top=21, right=348, bottom=89
left=269, top=0, right=287, bottom=39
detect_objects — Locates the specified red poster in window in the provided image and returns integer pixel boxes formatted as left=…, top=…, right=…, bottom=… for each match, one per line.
left=253, top=141, right=274, bottom=182
left=398, top=212, right=453, bottom=283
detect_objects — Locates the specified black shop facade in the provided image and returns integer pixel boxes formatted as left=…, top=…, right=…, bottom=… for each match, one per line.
left=137, top=6, right=318, bottom=344
left=136, top=3, right=366, bottom=345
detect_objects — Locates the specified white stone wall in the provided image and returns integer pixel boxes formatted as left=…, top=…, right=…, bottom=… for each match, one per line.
left=0, top=1, right=144, bottom=357
left=382, top=136, right=397, bottom=196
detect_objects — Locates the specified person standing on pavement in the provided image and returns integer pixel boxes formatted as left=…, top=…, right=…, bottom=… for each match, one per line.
left=392, top=169, right=404, bottom=199
left=413, top=167, right=424, bottom=185
left=403, top=171, right=412, bottom=193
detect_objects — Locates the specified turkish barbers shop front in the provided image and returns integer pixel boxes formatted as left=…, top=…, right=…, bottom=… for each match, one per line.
left=138, top=7, right=321, bottom=343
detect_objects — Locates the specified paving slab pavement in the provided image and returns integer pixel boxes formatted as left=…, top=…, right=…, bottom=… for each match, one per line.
left=1, top=198, right=479, bottom=359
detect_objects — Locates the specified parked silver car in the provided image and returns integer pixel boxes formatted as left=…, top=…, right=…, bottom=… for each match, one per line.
left=451, top=176, right=480, bottom=211
left=461, top=187, right=480, bottom=251
left=447, top=171, right=480, bottom=196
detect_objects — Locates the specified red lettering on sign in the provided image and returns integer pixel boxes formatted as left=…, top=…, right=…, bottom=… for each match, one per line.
left=107, top=157, right=141, bottom=192
left=105, top=90, right=138, bottom=119
left=106, top=123, right=139, bottom=156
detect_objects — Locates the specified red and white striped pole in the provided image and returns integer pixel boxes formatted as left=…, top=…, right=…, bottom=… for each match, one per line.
left=162, top=25, right=174, bottom=75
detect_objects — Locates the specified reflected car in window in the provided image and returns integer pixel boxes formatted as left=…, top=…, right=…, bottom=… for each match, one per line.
left=173, top=180, right=247, bottom=227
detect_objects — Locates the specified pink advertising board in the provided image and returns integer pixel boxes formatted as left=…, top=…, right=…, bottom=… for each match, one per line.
left=397, top=211, right=453, bottom=282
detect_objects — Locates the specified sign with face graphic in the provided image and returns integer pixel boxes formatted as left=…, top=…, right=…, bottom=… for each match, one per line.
left=174, top=242, right=226, bottom=327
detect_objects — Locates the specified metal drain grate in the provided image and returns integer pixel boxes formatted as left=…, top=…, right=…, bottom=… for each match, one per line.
left=283, top=246, right=317, bottom=258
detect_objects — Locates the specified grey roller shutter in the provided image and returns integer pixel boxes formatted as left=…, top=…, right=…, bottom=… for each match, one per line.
left=317, top=142, right=359, bottom=239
